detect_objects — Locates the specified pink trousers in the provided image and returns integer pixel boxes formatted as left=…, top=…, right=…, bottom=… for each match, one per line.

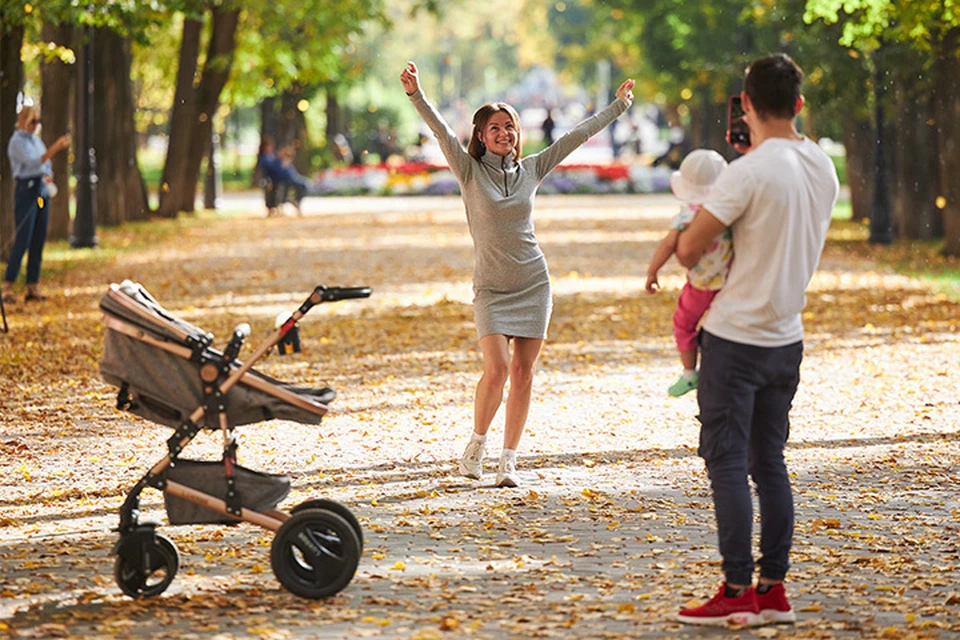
left=673, top=281, right=719, bottom=352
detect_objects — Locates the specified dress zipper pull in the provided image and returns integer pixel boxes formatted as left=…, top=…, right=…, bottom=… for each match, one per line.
left=502, top=157, right=509, bottom=196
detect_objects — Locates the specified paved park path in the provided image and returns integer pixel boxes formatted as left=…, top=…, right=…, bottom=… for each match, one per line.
left=1, top=194, right=958, bottom=639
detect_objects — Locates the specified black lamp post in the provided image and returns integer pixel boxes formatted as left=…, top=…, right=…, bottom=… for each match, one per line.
left=868, top=47, right=893, bottom=245
left=71, top=11, right=98, bottom=249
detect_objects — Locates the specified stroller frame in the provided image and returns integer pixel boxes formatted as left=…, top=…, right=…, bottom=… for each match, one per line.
left=105, top=284, right=371, bottom=599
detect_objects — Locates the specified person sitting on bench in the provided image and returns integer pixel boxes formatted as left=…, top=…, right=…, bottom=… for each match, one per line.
left=256, top=137, right=311, bottom=215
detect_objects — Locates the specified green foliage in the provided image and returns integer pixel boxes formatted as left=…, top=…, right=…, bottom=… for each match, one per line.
left=799, top=0, right=959, bottom=133
left=804, top=0, right=960, bottom=51
left=803, top=0, right=892, bottom=51
left=334, top=0, right=541, bottom=160
left=539, top=0, right=881, bottom=137
left=14, top=0, right=192, bottom=37
left=131, top=16, right=183, bottom=135
left=140, top=146, right=254, bottom=194
left=225, top=0, right=388, bottom=107
left=555, top=0, right=759, bottom=107
left=357, top=0, right=530, bottom=106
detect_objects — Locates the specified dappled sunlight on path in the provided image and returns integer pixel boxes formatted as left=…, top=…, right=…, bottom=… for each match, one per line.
left=1, top=195, right=957, bottom=638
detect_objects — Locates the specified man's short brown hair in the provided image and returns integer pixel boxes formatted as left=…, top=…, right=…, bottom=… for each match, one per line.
left=744, top=53, right=803, bottom=120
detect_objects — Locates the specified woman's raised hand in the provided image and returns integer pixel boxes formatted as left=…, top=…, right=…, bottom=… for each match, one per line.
left=400, top=62, right=420, bottom=96
left=616, top=79, right=635, bottom=106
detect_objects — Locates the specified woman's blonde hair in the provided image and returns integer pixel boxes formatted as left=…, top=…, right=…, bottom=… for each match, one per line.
left=17, top=105, right=39, bottom=129
left=467, top=102, right=522, bottom=162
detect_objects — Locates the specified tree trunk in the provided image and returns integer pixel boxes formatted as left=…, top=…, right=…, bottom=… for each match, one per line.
left=180, top=5, right=240, bottom=213
left=254, top=96, right=278, bottom=186
left=260, top=96, right=278, bottom=143
left=688, top=100, right=731, bottom=161
left=279, top=84, right=310, bottom=175
left=0, top=23, right=25, bottom=264
left=842, top=119, right=875, bottom=222
left=157, top=17, right=202, bottom=219
left=891, top=84, right=940, bottom=240
left=91, top=28, right=148, bottom=225
left=40, top=22, right=75, bottom=240
left=325, top=88, right=357, bottom=165
left=935, top=27, right=960, bottom=256
left=325, top=88, right=343, bottom=143
left=924, top=110, right=944, bottom=239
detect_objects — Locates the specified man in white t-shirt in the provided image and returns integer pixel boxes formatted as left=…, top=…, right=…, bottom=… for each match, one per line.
left=672, top=53, right=840, bottom=627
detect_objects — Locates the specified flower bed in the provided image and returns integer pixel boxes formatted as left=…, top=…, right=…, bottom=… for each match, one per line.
left=313, top=161, right=672, bottom=196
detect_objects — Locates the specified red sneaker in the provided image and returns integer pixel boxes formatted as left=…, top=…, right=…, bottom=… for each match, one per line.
left=757, top=582, right=797, bottom=624
left=677, top=584, right=762, bottom=627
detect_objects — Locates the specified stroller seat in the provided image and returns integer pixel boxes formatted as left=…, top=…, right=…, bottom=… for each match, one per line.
left=100, top=280, right=334, bottom=429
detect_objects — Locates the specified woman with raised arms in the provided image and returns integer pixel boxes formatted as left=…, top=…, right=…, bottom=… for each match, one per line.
left=401, top=61, right=634, bottom=487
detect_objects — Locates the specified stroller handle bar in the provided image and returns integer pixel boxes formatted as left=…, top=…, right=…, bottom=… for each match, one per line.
left=297, top=286, right=372, bottom=317
left=217, top=285, right=373, bottom=397
left=140, top=285, right=372, bottom=467
left=311, top=286, right=372, bottom=304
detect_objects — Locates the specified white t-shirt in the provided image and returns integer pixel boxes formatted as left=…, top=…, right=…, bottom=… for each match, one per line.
left=702, top=137, right=839, bottom=347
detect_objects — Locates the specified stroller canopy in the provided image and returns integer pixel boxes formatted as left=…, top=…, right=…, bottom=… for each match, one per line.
left=100, top=281, right=333, bottom=429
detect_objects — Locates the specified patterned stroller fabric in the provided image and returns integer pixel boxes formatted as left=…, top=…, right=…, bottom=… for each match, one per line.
left=99, top=280, right=332, bottom=429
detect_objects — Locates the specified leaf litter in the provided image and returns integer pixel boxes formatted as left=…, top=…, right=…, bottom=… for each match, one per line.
left=0, top=194, right=957, bottom=638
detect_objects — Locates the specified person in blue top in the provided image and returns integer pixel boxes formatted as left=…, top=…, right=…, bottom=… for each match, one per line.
left=274, top=143, right=311, bottom=213
left=4, top=105, right=71, bottom=303
left=256, top=135, right=279, bottom=179
left=256, top=136, right=311, bottom=215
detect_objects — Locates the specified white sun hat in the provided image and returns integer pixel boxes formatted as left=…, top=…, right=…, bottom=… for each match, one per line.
left=670, top=149, right=728, bottom=204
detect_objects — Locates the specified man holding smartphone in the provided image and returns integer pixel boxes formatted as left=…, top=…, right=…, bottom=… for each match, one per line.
left=672, top=53, right=839, bottom=626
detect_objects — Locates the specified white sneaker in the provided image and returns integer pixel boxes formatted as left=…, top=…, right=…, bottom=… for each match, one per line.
left=459, top=439, right=485, bottom=479
left=495, top=456, right=519, bottom=488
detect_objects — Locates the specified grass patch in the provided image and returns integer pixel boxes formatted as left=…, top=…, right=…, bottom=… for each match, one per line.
left=923, top=270, right=960, bottom=300
left=42, top=210, right=228, bottom=269
left=826, top=214, right=960, bottom=301
left=831, top=199, right=852, bottom=221
left=830, top=153, right=847, bottom=186
left=881, top=241, right=960, bottom=301
left=138, top=147, right=258, bottom=199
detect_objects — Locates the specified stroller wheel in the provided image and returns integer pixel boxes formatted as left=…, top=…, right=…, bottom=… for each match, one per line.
left=290, top=499, right=364, bottom=552
left=271, top=508, right=361, bottom=599
left=114, top=533, right=179, bottom=598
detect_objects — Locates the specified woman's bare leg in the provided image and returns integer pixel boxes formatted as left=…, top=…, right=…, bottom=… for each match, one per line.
left=502, top=337, right=543, bottom=450
left=459, top=335, right=510, bottom=479
left=474, top=334, right=510, bottom=436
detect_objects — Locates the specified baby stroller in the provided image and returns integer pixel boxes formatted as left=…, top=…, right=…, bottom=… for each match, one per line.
left=99, top=280, right=371, bottom=599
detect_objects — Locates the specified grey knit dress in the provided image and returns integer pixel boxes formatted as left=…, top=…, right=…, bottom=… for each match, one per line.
left=409, top=90, right=629, bottom=339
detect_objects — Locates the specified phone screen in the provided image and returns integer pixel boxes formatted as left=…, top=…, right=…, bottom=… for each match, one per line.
left=728, top=96, right=750, bottom=147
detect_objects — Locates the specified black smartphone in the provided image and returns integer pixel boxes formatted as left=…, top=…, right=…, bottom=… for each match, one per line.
left=728, top=96, right=750, bottom=147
